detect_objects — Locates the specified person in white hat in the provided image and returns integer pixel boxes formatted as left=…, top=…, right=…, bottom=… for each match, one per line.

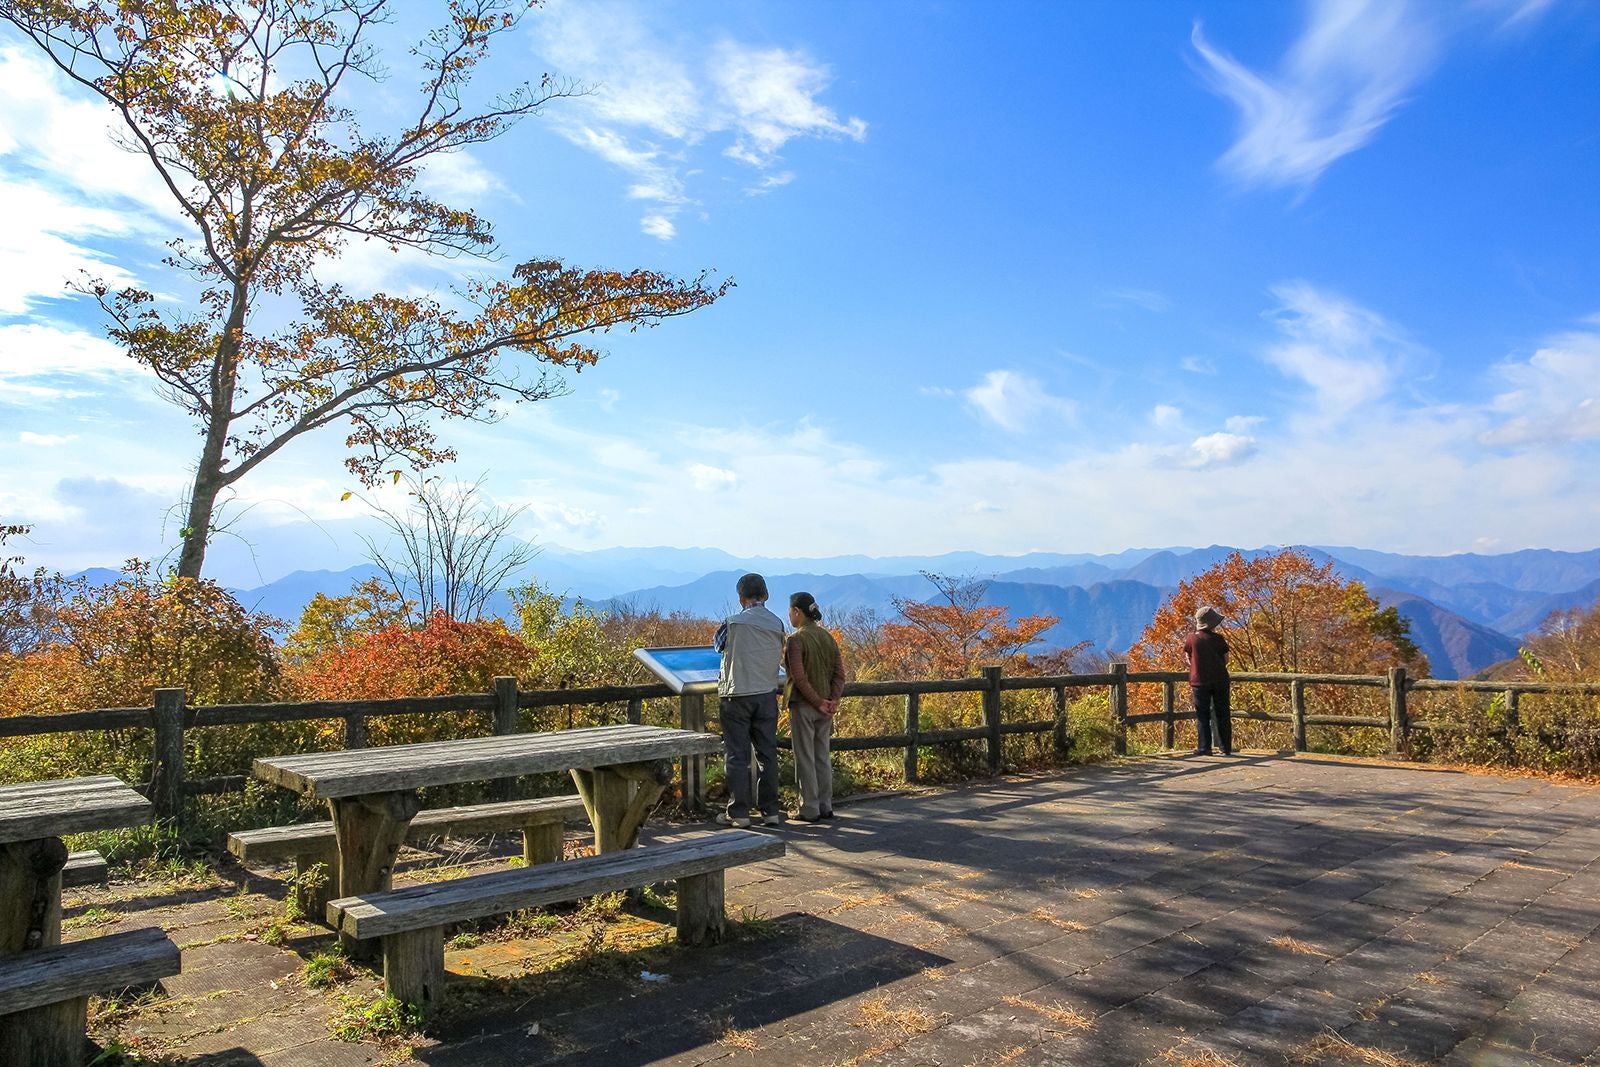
left=1183, top=606, right=1232, bottom=755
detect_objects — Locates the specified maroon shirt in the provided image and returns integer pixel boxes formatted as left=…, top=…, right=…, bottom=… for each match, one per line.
left=1183, top=629, right=1230, bottom=686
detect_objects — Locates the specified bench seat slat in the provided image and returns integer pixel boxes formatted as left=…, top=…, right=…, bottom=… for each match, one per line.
left=228, top=796, right=588, bottom=863
left=330, top=831, right=783, bottom=939
left=0, top=928, right=180, bottom=1016
left=62, top=850, right=108, bottom=889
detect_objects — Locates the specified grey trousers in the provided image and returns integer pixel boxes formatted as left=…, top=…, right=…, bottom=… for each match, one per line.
left=720, top=692, right=780, bottom=819
left=789, top=702, right=835, bottom=819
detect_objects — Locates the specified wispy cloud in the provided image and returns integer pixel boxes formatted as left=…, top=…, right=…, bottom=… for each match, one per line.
left=965, top=370, right=1075, bottom=433
left=1262, top=280, right=1412, bottom=416
left=1151, top=404, right=1184, bottom=428
left=1482, top=322, right=1600, bottom=446
left=18, top=431, right=76, bottom=446
left=1191, top=0, right=1435, bottom=189
left=531, top=2, right=865, bottom=240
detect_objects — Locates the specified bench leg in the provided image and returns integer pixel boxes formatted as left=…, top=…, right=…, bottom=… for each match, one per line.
left=0, top=837, right=69, bottom=953
left=0, top=995, right=88, bottom=1067
left=522, top=821, right=564, bottom=866
left=383, top=927, right=445, bottom=1018
left=676, top=870, right=727, bottom=946
left=330, top=791, right=421, bottom=957
left=292, top=848, right=337, bottom=922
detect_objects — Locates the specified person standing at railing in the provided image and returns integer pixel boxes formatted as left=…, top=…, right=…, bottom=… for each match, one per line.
left=784, top=592, right=848, bottom=823
left=1184, top=606, right=1232, bottom=756
left=713, top=573, right=787, bottom=828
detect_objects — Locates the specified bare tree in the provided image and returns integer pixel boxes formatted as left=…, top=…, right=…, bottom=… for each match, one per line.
left=360, top=476, right=537, bottom=622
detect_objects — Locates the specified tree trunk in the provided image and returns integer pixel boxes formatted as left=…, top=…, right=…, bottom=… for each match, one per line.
left=175, top=287, right=248, bottom=580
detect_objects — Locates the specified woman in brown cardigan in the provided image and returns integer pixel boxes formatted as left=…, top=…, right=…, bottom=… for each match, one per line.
left=784, top=592, right=847, bottom=822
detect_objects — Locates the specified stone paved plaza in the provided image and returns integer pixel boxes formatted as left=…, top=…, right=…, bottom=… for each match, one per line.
left=73, top=753, right=1600, bottom=1065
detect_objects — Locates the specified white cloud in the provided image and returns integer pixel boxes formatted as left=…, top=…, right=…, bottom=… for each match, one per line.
left=1152, top=404, right=1184, bottom=428
left=1191, top=0, right=1435, bottom=189
left=1185, top=431, right=1258, bottom=469
left=0, top=323, right=146, bottom=395
left=416, top=150, right=509, bottom=202
left=531, top=5, right=865, bottom=236
left=710, top=42, right=868, bottom=167
left=1225, top=415, right=1267, bottom=434
left=1483, top=324, right=1600, bottom=446
left=640, top=214, right=677, bottom=241
left=18, top=432, right=76, bottom=446
left=965, top=371, right=1076, bottom=433
left=1262, top=281, right=1409, bottom=416
left=688, top=463, right=738, bottom=491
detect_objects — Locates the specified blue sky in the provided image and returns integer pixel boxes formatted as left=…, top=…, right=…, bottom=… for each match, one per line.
left=1, top=0, right=1597, bottom=586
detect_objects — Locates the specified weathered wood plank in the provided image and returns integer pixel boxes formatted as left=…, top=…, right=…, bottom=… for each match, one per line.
left=0, top=706, right=151, bottom=739
left=329, top=831, right=784, bottom=939
left=1, top=838, right=67, bottom=952
left=228, top=796, right=588, bottom=863
left=254, top=726, right=722, bottom=799
left=0, top=927, right=179, bottom=1015
left=61, top=851, right=108, bottom=889
left=0, top=777, right=152, bottom=844
left=194, top=693, right=497, bottom=727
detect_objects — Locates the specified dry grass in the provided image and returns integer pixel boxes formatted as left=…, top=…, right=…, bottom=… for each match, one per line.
left=1031, top=907, right=1087, bottom=932
left=1290, top=1029, right=1429, bottom=1067
left=973, top=1044, right=1032, bottom=1065
left=920, top=965, right=950, bottom=982
left=1502, top=860, right=1564, bottom=874
left=852, top=993, right=946, bottom=1038
left=1161, top=1048, right=1244, bottom=1067
left=833, top=994, right=951, bottom=1067
left=1001, top=994, right=1092, bottom=1031
left=1071, top=887, right=1103, bottom=900
left=1413, top=971, right=1443, bottom=985
left=717, top=1020, right=760, bottom=1051
left=1268, top=935, right=1325, bottom=956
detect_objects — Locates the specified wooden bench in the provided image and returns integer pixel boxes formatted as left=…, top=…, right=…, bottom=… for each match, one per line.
left=62, top=850, right=108, bottom=889
left=327, top=830, right=784, bottom=1015
left=228, top=795, right=588, bottom=917
left=0, top=926, right=181, bottom=1067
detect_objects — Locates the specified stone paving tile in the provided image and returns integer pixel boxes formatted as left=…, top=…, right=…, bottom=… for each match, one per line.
left=77, top=754, right=1600, bottom=1065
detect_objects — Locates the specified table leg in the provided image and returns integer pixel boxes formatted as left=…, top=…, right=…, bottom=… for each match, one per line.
left=328, top=790, right=421, bottom=955
left=570, top=760, right=672, bottom=853
left=0, top=836, right=69, bottom=953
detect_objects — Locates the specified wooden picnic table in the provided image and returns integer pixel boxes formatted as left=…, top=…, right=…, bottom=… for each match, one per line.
left=253, top=724, right=723, bottom=948
left=0, top=776, right=152, bottom=954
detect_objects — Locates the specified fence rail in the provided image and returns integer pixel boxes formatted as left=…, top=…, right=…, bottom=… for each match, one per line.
left=2, top=665, right=1596, bottom=824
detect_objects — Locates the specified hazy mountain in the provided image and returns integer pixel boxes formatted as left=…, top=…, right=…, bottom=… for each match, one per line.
left=229, top=565, right=383, bottom=623
left=977, top=580, right=1170, bottom=653
left=1311, top=546, right=1600, bottom=594
left=1490, top=577, right=1600, bottom=637
left=1372, top=589, right=1523, bottom=680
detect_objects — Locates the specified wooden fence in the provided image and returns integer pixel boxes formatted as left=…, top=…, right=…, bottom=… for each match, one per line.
left=2, top=665, right=1596, bottom=825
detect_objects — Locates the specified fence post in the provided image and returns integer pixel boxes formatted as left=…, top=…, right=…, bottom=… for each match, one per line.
left=1290, top=678, right=1307, bottom=752
left=904, top=691, right=921, bottom=784
left=151, top=688, right=186, bottom=822
left=1110, top=663, right=1128, bottom=756
left=1388, top=666, right=1409, bottom=757
left=1503, top=688, right=1521, bottom=735
left=982, top=666, right=1003, bottom=775
left=626, top=698, right=644, bottom=726
left=679, top=691, right=707, bottom=812
left=1052, top=687, right=1070, bottom=758
left=343, top=713, right=368, bottom=750
left=493, top=677, right=519, bottom=801
left=1161, top=680, right=1176, bottom=750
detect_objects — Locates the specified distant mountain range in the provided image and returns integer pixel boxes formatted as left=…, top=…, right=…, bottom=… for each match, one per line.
left=70, top=544, right=1600, bottom=681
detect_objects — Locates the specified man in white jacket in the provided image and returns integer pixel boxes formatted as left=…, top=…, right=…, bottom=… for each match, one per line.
left=713, top=573, right=785, bottom=828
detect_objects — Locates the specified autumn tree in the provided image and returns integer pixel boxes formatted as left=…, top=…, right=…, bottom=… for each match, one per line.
left=1, top=561, right=282, bottom=715
left=1519, top=597, right=1600, bottom=681
left=875, top=572, right=1060, bottom=679
left=281, top=577, right=411, bottom=664
left=1127, top=549, right=1425, bottom=679
left=0, top=524, right=79, bottom=657
left=1, top=1, right=730, bottom=579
